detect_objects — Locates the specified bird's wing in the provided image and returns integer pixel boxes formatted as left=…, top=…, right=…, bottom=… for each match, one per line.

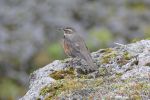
left=71, top=35, right=91, bottom=59
left=72, top=37, right=97, bottom=71
left=68, top=34, right=97, bottom=71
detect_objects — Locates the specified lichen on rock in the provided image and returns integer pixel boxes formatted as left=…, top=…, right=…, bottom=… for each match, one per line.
left=20, top=40, right=150, bottom=100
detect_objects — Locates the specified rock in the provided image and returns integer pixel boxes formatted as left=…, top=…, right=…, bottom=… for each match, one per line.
left=20, top=40, right=150, bottom=100
left=20, top=60, right=66, bottom=100
left=121, top=66, right=150, bottom=80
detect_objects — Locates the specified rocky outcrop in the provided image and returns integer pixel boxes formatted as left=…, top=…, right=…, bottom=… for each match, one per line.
left=20, top=40, right=150, bottom=100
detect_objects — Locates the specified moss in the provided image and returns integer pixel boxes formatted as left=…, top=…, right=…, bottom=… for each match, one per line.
left=100, top=49, right=117, bottom=64
left=45, top=95, right=60, bottom=100
left=47, top=66, right=104, bottom=99
left=130, top=94, right=141, bottom=100
left=49, top=67, right=75, bottom=80
left=123, top=52, right=131, bottom=60
left=90, top=78, right=104, bottom=87
left=36, top=98, right=41, bottom=100
left=61, top=78, right=103, bottom=92
left=40, top=78, right=103, bottom=99
left=98, top=67, right=107, bottom=76
left=40, top=85, right=53, bottom=96
left=100, top=75, right=149, bottom=99
left=132, top=38, right=141, bottom=43
left=110, top=83, right=123, bottom=90
left=40, top=81, right=63, bottom=96
left=100, top=48, right=131, bottom=65
left=113, top=81, right=149, bottom=99
left=101, top=48, right=114, bottom=53
left=43, top=70, right=149, bottom=99
left=116, top=51, right=131, bottom=66
left=142, top=83, right=150, bottom=90
left=115, top=73, right=123, bottom=77
left=100, top=56, right=109, bottom=64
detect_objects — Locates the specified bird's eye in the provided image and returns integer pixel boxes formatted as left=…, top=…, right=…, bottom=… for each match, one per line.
left=64, top=30, right=71, bottom=34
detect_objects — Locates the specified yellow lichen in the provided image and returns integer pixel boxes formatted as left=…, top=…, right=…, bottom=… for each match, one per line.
left=101, top=48, right=114, bottom=53
left=49, top=67, right=75, bottom=80
left=98, top=67, right=107, bottom=75
left=100, top=49, right=117, bottom=64
left=40, top=78, right=103, bottom=100
left=123, top=52, right=131, bottom=60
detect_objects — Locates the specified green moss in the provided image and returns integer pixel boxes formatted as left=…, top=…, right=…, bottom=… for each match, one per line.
left=132, top=38, right=142, bottom=43
left=116, top=51, right=132, bottom=66
left=36, top=98, right=41, bottom=100
left=130, top=94, right=141, bottom=100
left=40, top=81, right=63, bottom=96
left=115, top=73, right=123, bottom=77
left=110, top=83, right=124, bottom=90
left=47, top=67, right=104, bottom=99
left=142, top=83, right=150, bottom=90
left=98, top=67, right=107, bottom=76
left=100, top=48, right=131, bottom=65
left=90, top=78, right=104, bottom=87
left=40, top=78, right=103, bottom=99
left=49, top=67, right=75, bottom=80
left=45, top=95, right=53, bottom=100
left=112, top=80, right=149, bottom=99
left=100, top=49, right=117, bottom=64
left=101, top=48, right=114, bottom=53
left=47, top=67, right=105, bottom=99
left=40, top=85, right=51, bottom=96
left=42, top=69, right=149, bottom=99
left=123, top=52, right=131, bottom=60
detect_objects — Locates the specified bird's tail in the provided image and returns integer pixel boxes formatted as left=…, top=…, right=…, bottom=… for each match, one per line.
left=83, top=53, right=97, bottom=72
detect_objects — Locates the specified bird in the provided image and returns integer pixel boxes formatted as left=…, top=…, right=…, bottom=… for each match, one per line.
left=60, top=27, right=97, bottom=72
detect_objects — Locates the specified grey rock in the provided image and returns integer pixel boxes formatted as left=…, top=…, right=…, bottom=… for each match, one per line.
left=20, top=40, right=150, bottom=100
left=121, top=66, right=150, bottom=80
left=20, top=60, right=66, bottom=100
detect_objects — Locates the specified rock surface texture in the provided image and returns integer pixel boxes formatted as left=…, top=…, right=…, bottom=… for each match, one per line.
left=20, top=40, right=150, bottom=100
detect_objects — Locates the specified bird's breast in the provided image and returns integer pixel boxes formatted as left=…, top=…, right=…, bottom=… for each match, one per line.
left=63, top=38, right=72, bottom=56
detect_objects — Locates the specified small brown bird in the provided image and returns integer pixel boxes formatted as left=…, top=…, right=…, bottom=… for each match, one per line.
left=60, top=27, right=97, bottom=72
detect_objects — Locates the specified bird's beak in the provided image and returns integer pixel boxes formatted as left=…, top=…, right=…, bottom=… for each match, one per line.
left=57, top=28, right=64, bottom=34
left=57, top=28, right=64, bottom=31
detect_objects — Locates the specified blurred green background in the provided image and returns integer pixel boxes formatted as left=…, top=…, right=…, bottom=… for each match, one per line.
left=0, top=0, right=150, bottom=99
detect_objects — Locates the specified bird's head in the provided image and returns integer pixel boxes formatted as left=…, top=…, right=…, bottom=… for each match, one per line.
left=59, top=27, right=75, bottom=35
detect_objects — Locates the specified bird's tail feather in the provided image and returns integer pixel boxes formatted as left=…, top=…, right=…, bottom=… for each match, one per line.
left=83, top=54, right=97, bottom=71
